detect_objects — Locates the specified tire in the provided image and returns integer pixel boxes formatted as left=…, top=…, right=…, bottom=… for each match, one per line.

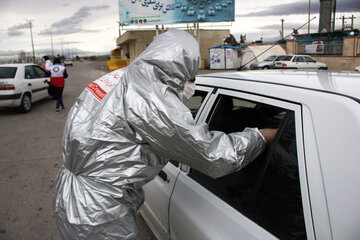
left=263, top=66, right=270, bottom=69
left=319, top=67, right=328, bottom=70
left=19, top=93, right=31, bottom=113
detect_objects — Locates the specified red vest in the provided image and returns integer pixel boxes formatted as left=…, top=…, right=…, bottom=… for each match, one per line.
left=49, top=64, right=66, bottom=87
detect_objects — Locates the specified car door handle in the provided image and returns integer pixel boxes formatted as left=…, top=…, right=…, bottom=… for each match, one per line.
left=158, top=170, right=170, bottom=183
left=28, top=83, right=32, bottom=86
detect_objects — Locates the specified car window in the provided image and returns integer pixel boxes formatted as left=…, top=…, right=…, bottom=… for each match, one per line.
left=189, top=94, right=306, bottom=240
left=25, top=66, right=41, bottom=79
left=264, top=55, right=277, bottom=61
left=278, top=56, right=293, bottom=61
left=304, top=56, right=316, bottom=63
left=295, top=56, right=305, bottom=62
left=274, top=55, right=285, bottom=61
left=33, top=66, right=49, bottom=78
left=184, top=90, right=208, bottom=118
left=0, top=67, right=17, bottom=79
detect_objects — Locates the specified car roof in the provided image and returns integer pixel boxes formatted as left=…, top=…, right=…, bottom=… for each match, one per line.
left=0, top=63, right=37, bottom=67
left=197, top=70, right=360, bottom=102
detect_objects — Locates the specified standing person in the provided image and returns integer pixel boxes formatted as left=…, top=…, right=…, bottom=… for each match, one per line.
left=42, top=55, right=53, bottom=72
left=49, top=57, right=68, bottom=112
left=53, top=29, right=276, bottom=240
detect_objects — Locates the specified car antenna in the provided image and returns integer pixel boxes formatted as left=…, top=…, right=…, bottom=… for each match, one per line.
left=237, top=16, right=317, bottom=71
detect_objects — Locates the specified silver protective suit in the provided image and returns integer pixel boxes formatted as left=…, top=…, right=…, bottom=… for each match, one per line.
left=53, top=29, right=266, bottom=240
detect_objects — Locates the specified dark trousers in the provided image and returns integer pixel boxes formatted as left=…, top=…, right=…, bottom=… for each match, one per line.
left=54, top=87, right=64, bottom=109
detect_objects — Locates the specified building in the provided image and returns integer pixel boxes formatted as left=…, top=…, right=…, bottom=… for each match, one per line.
left=286, top=30, right=360, bottom=70
left=116, top=29, right=230, bottom=68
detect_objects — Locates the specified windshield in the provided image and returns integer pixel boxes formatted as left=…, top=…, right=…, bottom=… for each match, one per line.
left=0, top=67, right=17, bottom=79
left=264, top=55, right=277, bottom=61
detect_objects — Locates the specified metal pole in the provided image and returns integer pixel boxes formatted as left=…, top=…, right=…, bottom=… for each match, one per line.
left=26, top=20, right=35, bottom=63
left=50, top=32, right=54, bottom=57
left=332, top=0, right=337, bottom=31
left=61, top=40, right=64, bottom=58
left=308, top=0, right=311, bottom=34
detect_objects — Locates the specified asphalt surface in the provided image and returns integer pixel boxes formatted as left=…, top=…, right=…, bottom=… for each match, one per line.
left=0, top=61, right=157, bottom=240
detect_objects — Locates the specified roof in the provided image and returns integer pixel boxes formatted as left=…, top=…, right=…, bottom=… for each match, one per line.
left=0, top=63, right=37, bottom=67
left=197, top=70, right=360, bottom=102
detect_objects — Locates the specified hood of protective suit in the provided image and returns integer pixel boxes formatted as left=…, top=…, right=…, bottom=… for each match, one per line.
left=53, top=29, right=265, bottom=240
left=131, top=29, right=201, bottom=92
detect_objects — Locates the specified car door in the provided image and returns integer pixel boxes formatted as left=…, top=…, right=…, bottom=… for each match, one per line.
left=141, top=86, right=213, bottom=239
left=24, top=65, right=49, bottom=101
left=294, top=56, right=306, bottom=69
left=304, top=56, right=318, bottom=69
left=32, top=65, right=50, bottom=98
left=169, top=89, right=314, bottom=240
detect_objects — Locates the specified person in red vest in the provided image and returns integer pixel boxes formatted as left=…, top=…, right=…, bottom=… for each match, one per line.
left=49, top=57, right=68, bottom=112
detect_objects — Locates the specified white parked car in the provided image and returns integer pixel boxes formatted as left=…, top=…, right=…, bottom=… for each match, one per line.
left=273, top=55, right=328, bottom=70
left=0, top=63, right=50, bottom=113
left=141, top=70, right=360, bottom=240
left=355, top=66, right=360, bottom=72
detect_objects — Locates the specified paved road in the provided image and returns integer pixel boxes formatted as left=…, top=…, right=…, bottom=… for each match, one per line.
left=0, top=61, right=156, bottom=240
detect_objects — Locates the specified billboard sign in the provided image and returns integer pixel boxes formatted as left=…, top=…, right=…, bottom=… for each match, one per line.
left=118, top=0, right=235, bottom=26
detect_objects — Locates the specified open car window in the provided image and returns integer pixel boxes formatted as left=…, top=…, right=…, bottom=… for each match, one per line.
left=189, top=94, right=307, bottom=240
left=184, top=90, right=208, bottom=119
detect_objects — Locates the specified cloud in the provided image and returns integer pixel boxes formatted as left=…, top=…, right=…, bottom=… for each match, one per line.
left=39, top=5, right=110, bottom=36
left=8, top=23, right=30, bottom=36
left=257, top=22, right=318, bottom=32
left=237, top=0, right=360, bottom=17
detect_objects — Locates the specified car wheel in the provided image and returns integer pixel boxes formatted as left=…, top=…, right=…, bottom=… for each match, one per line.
left=263, top=66, right=270, bottom=69
left=319, top=67, right=328, bottom=70
left=19, top=93, right=31, bottom=113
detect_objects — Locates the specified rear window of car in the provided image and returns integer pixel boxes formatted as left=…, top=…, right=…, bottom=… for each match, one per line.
left=278, top=56, right=293, bottom=61
left=264, top=55, right=277, bottom=61
left=0, top=67, right=17, bottom=79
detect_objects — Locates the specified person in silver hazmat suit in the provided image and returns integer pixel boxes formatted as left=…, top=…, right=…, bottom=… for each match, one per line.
left=53, top=29, right=275, bottom=240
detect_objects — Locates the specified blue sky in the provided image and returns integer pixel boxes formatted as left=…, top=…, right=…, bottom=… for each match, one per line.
left=0, top=0, right=359, bottom=59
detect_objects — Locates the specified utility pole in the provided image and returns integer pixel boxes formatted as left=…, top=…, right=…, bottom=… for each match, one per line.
left=26, top=19, right=35, bottom=63
left=308, top=0, right=311, bottom=33
left=280, top=19, right=284, bottom=40
left=50, top=32, right=54, bottom=57
left=61, top=40, right=64, bottom=58
left=338, top=15, right=357, bottom=30
left=332, top=0, right=337, bottom=32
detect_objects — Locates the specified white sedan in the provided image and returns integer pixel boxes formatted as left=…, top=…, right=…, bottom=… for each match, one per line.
left=141, top=70, right=360, bottom=240
left=0, top=63, right=50, bottom=113
left=273, top=55, right=328, bottom=70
